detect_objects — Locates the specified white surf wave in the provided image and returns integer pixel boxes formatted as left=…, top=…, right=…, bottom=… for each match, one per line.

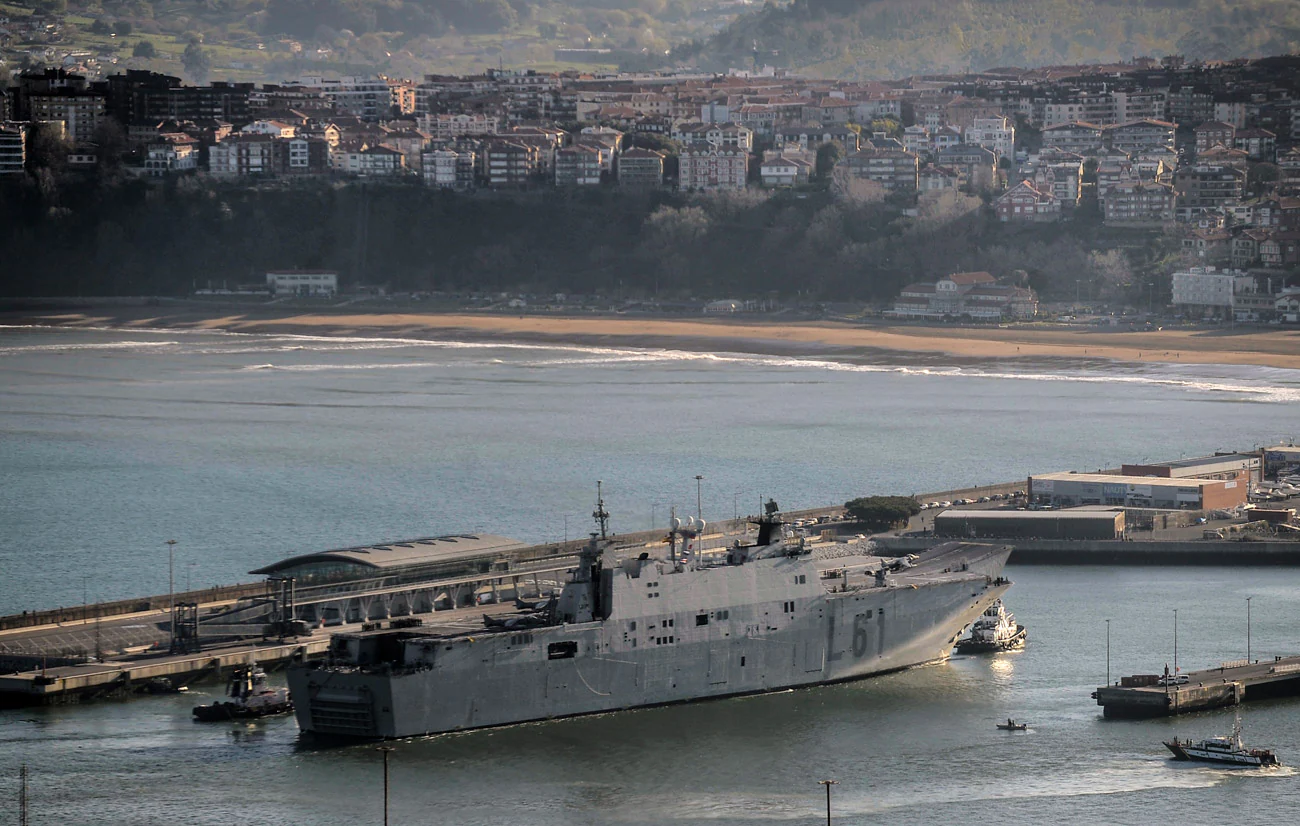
left=0, top=340, right=180, bottom=355
left=6, top=326, right=1297, bottom=403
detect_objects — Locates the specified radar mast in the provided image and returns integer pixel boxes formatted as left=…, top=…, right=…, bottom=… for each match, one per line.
left=593, top=480, right=610, bottom=540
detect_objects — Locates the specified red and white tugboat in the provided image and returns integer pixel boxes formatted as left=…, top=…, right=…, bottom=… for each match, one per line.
left=1164, top=713, right=1281, bottom=767
left=192, top=665, right=292, bottom=722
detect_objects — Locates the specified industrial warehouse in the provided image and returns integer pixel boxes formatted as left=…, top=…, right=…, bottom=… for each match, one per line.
left=1027, top=472, right=1247, bottom=510
left=934, top=509, right=1126, bottom=541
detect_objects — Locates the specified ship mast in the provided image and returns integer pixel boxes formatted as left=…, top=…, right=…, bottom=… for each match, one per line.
left=593, top=480, right=610, bottom=540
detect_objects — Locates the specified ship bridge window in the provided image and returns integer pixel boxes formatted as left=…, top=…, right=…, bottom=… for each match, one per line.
left=696, top=614, right=709, bottom=626
left=547, top=641, right=578, bottom=660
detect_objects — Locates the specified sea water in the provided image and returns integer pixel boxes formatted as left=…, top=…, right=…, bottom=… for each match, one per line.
left=2, top=324, right=1299, bottom=824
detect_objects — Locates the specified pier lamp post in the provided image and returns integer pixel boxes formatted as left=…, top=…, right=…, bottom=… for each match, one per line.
left=1247, top=596, right=1252, bottom=663
left=695, top=475, right=705, bottom=522
left=1173, top=608, right=1178, bottom=676
left=166, top=539, right=178, bottom=653
left=378, top=745, right=395, bottom=826
left=1106, top=619, right=1111, bottom=686
left=818, top=779, right=838, bottom=826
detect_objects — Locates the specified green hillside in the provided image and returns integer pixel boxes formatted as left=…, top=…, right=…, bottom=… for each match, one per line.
left=2, top=0, right=745, bottom=81
left=675, top=0, right=1300, bottom=78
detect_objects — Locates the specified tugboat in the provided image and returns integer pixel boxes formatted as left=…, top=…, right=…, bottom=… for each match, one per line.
left=192, top=665, right=292, bottom=722
left=1164, top=714, right=1281, bottom=767
left=955, top=600, right=1027, bottom=653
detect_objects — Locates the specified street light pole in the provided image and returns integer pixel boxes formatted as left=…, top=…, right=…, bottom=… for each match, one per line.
left=1247, top=596, right=1252, bottom=662
left=166, top=539, right=177, bottom=653
left=818, top=779, right=838, bottom=826
left=379, top=746, right=394, bottom=826
left=694, top=475, right=704, bottom=522
left=1173, top=608, right=1178, bottom=675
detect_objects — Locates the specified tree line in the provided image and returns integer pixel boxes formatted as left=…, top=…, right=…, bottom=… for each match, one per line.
left=0, top=174, right=1167, bottom=303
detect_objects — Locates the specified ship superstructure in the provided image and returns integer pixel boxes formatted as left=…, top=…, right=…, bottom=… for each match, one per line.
left=289, top=498, right=1012, bottom=739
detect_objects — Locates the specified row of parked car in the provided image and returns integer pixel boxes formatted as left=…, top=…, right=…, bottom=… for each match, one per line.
left=917, top=491, right=1027, bottom=510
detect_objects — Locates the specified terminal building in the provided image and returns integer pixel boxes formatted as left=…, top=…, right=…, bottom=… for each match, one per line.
left=934, top=509, right=1125, bottom=540
left=1121, top=453, right=1261, bottom=487
left=250, top=534, right=527, bottom=586
left=1027, top=472, right=1246, bottom=510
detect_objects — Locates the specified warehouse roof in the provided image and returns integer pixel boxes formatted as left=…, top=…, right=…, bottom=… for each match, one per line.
left=250, top=534, right=526, bottom=575
left=1264, top=445, right=1300, bottom=456
left=935, top=509, right=1121, bottom=521
left=1031, top=472, right=1229, bottom=488
left=1156, top=453, right=1259, bottom=470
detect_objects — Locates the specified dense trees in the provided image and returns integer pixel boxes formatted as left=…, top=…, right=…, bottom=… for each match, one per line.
left=843, top=496, right=921, bottom=532
left=181, top=40, right=212, bottom=85
left=0, top=175, right=1159, bottom=303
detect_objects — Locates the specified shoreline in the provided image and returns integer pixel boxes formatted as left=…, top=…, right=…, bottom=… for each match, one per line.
left=4, top=305, right=1300, bottom=370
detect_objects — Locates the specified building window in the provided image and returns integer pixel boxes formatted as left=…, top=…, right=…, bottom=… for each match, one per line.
left=696, top=614, right=709, bottom=626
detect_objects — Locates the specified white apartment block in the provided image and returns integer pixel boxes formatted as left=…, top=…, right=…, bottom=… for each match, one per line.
left=964, top=117, right=1015, bottom=157
left=1171, top=267, right=1250, bottom=311
left=417, top=113, right=498, bottom=140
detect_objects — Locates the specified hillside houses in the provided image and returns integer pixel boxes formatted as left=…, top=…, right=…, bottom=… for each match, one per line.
left=4, top=54, right=1300, bottom=318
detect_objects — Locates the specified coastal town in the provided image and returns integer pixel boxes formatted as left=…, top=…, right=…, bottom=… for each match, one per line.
left=4, top=51, right=1300, bottom=320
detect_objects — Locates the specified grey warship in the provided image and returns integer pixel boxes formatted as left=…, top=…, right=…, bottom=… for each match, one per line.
left=288, top=498, right=1013, bottom=739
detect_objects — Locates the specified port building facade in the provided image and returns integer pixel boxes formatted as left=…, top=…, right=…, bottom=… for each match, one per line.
left=1027, top=472, right=1246, bottom=510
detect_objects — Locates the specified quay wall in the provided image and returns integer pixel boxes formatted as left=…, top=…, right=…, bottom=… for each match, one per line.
left=875, top=537, right=1300, bottom=564
left=0, top=582, right=267, bottom=632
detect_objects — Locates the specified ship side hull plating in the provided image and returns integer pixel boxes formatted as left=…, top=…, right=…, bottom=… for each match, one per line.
left=290, top=545, right=1011, bottom=739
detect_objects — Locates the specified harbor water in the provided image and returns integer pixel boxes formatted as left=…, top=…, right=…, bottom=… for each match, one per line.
left=3, top=324, right=1300, bottom=823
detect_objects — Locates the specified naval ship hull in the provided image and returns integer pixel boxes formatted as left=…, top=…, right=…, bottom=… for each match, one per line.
left=291, top=541, right=1011, bottom=739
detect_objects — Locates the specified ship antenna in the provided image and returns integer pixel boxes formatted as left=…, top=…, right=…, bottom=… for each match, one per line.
left=593, top=480, right=610, bottom=540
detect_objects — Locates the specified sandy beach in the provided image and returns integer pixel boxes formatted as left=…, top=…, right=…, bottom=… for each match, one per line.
left=10, top=306, right=1300, bottom=370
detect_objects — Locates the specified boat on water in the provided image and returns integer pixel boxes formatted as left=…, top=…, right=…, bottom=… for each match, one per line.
left=954, top=600, right=1026, bottom=654
left=997, top=718, right=1028, bottom=731
left=288, top=494, right=1013, bottom=739
left=192, top=665, right=293, bottom=722
left=1164, top=714, right=1280, bottom=767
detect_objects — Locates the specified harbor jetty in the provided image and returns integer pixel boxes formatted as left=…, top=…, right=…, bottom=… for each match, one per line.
left=1094, top=657, right=1300, bottom=718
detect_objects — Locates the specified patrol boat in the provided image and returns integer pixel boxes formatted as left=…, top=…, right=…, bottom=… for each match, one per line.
left=288, top=497, right=1013, bottom=739
left=1164, top=713, right=1281, bottom=767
